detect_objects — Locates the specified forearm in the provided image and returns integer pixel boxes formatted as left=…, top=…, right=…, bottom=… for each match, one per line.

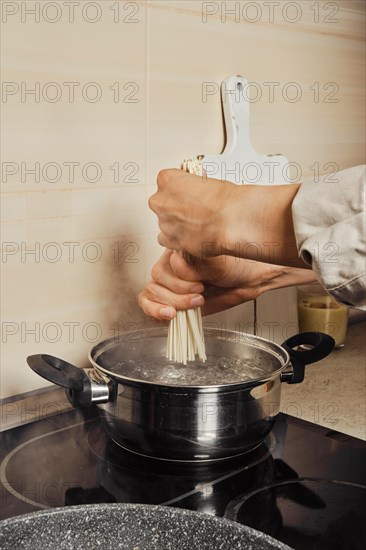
left=257, top=264, right=317, bottom=295
left=202, top=263, right=317, bottom=316
left=222, top=184, right=308, bottom=268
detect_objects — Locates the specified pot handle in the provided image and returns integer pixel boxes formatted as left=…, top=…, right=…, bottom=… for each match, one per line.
left=27, top=354, right=94, bottom=406
left=281, top=332, right=335, bottom=384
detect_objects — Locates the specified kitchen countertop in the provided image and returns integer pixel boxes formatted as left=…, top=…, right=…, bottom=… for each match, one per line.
left=281, top=322, right=366, bottom=441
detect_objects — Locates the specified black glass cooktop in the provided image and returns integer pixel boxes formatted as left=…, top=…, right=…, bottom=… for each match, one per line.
left=1, top=408, right=365, bottom=549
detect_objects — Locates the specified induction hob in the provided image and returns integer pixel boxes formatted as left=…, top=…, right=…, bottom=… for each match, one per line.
left=1, top=407, right=365, bottom=549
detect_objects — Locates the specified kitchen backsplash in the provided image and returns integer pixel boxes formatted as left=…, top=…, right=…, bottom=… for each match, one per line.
left=1, top=1, right=365, bottom=398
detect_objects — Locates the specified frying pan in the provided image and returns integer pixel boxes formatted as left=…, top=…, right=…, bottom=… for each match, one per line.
left=0, top=503, right=292, bottom=549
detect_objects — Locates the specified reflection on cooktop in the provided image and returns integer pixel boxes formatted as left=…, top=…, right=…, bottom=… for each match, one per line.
left=65, top=432, right=274, bottom=516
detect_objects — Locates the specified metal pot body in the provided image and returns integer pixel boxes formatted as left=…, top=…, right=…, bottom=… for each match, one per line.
left=27, top=327, right=335, bottom=462
left=96, top=376, right=281, bottom=461
left=89, top=327, right=289, bottom=461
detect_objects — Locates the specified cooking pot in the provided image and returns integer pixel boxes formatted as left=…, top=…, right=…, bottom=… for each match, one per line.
left=27, top=327, right=334, bottom=462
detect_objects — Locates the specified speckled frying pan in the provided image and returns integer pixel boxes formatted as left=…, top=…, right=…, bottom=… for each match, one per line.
left=0, top=503, right=292, bottom=550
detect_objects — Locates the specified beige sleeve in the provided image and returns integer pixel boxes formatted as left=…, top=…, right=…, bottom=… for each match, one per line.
left=292, top=165, right=366, bottom=309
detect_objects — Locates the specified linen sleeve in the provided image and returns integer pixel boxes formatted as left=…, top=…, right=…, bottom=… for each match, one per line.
left=291, top=165, right=366, bottom=309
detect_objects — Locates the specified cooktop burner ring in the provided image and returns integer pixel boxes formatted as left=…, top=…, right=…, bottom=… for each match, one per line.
left=224, top=477, right=366, bottom=521
left=224, top=476, right=366, bottom=548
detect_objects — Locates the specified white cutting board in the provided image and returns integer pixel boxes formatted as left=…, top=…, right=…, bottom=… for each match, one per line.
left=201, top=75, right=290, bottom=186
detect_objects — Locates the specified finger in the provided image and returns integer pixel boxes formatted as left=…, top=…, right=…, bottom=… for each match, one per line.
left=170, top=250, right=210, bottom=282
left=149, top=169, right=182, bottom=213
left=151, top=255, right=204, bottom=295
left=157, top=232, right=177, bottom=250
left=145, top=281, right=204, bottom=311
left=169, top=251, right=200, bottom=281
left=138, top=290, right=176, bottom=321
left=148, top=191, right=158, bottom=214
left=157, top=168, right=181, bottom=188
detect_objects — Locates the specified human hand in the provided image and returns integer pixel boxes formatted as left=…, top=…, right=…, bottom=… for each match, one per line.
left=138, top=250, right=317, bottom=320
left=148, top=168, right=237, bottom=259
left=149, top=168, right=305, bottom=268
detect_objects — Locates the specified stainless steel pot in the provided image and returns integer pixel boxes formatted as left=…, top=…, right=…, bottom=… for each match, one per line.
left=27, top=328, right=334, bottom=462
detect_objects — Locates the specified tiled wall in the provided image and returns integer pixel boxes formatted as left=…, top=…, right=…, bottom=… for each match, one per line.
left=1, top=1, right=365, bottom=398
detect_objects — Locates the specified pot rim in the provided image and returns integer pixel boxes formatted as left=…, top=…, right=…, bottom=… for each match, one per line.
left=88, top=327, right=292, bottom=392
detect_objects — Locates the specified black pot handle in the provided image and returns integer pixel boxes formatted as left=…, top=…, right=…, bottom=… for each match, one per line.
left=27, top=354, right=92, bottom=406
left=281, top=332, right=335, bottom=384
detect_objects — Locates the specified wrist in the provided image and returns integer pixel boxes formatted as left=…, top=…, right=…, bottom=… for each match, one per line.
left=221, top=184, right=303, bottom=267
left=208, top=180, right=245, bottom=256
left=260, top=265, right=317, bottom=294
left=221, top=184, right=265, bottom=257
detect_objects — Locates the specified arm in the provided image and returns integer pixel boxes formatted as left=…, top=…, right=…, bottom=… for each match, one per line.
left=147, top=165, right=366, bottom=313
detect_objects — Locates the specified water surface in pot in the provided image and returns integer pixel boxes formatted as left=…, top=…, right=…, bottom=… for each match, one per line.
left=111, top=355, right=270, bottom=386
left=92, top=330, right=288, bottom=387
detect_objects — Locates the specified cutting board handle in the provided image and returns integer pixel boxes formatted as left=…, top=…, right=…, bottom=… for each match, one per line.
left=221, top=75, right=253, bottom=158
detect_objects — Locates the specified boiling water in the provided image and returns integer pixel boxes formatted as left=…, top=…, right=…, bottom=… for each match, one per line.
left=111, top=355, right=271, bottom=386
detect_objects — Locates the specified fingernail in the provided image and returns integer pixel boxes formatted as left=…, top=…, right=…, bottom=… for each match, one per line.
left=191, top=284, right=204, bottom=293
left=160, top=307, right=175, bottom=319
left=191, top=295, right=204, bottom=307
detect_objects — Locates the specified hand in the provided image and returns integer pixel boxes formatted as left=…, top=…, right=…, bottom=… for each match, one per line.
left=138, top=250, right=317, bottom=320
left=148, top=168, right=236, bottom=259
left=149, top=168, right=306, bottom=268
left=138, top=250, right=203, bottom=320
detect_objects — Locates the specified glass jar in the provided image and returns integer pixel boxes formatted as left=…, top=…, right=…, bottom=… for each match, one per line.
left=297, top=284, right=349, bottom=348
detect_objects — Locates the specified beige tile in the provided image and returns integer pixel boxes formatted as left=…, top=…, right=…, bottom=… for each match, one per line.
left=1, top=194, right=27, bottom=222
left=72, top=213, right=112, bottom=241
left=109, top=186, right=147, bottom=211
left=1, top=301, right=111, bottom=398
left=1, top=287, right=147, bottom=398
left=1, top=151, right=147, bottom=193
left=109, top=209, right=156, bottom=236
left=71, top=188, right=110, bottom=216
left=205, top=302, right=255, bottom=334
left=256, top=288, right=299, bottom=345
left=2, top=2, right=147, bottom=193
left=140, top=232, right=165, bottom=276
left=28, top=217, right=73, bottom=243
left=28, top=190, right=71, bottom=219
left=1, top=222, right=28, bottom=244
left=1, top=249, right=117, bottom=320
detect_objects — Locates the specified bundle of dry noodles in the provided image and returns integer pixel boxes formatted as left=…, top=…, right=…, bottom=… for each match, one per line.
left=165, top=158, right=207, bottom=365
